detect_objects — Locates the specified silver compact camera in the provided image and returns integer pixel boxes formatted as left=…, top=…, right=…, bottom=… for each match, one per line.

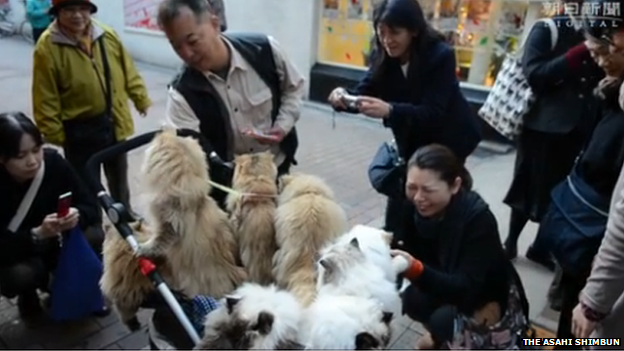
left=340, top=93, right=360, bottom=109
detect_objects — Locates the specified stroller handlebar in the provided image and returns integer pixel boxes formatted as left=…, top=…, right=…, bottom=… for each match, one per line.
left=85, top=128, right=232, bottom=195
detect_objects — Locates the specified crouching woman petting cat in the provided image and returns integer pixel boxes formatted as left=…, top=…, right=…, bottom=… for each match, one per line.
left=391, top=144, right=530, bottom=349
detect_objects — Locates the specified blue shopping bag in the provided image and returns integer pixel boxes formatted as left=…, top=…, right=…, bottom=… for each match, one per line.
left=49, top=227, right=105, bottom=321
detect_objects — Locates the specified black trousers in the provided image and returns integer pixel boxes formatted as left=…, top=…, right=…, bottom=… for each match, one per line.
left=64, top=142, right=133, bottom=216
left=554, top=272, right=587, bottom=350
left=402, top=285, right=457, bottom=347
left=0, top=226, right=104, bottom=299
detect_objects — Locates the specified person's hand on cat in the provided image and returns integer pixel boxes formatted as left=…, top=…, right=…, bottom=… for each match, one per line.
left=390, top=249, right=424, bottom=280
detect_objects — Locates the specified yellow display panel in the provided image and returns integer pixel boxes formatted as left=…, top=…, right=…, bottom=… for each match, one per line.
left=318, top=0, right=375, bottom=68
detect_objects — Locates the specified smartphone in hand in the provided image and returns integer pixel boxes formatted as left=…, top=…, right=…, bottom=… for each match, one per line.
left=57, top=192, right=72, bottom=218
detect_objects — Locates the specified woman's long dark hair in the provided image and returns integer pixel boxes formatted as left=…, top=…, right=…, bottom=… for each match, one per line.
left=370, top=0, right=445, bottom=84
left=0, top=112, right=44, bottom=161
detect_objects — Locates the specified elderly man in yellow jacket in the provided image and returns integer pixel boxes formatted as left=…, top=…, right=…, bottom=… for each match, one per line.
left=32, top=0, right=151, bottom=217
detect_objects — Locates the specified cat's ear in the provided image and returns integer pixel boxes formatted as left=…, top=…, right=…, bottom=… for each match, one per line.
left=382, top=311, right=393, bottom=325
left=355, top=332, right=379, bottom=350
left=225, top=295, right=241, bottom=314
left=349, top=237, right=360, bottom=250
left=381, top=231, right=393, bottom=245
left=278, top=174, right=294, bottom=192
left=319, top=258, right=334, bottom=272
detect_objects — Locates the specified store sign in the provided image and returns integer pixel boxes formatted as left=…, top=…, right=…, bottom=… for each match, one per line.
left=542, top=1, right=621, bottom=17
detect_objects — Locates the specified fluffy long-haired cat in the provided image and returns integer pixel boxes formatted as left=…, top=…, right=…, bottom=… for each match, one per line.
left=317, top=235, right=403, bottom=318
left=137, top=128, right=246, bottom=297
left=299, top=294, right=393, bottom=350
left=195, top=283, right=304, bottom=350
left=226, top=152, right=278, bottom=285
left=336, top=225, right=409, bottom=283
left=100, top=220, right=173, bottom=330
left=272, top=173, right=348, bottom=306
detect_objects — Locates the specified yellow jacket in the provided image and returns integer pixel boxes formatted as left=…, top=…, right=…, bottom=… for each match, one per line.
left=32, top=20, right=151, bottom=146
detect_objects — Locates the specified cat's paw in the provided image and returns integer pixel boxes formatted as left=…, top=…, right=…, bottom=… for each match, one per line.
left=391, top=255, right=410, bottom=274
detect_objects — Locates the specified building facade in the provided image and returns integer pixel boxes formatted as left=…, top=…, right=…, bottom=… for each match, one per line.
left=8, top=0, right=555, bottom=142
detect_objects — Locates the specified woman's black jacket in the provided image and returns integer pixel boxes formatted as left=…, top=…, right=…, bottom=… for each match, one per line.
left=393, top=190, right=514, bottom=315
left=0, top=149, right=100, bottom=267
left=351, top=40, right=482, bottom=161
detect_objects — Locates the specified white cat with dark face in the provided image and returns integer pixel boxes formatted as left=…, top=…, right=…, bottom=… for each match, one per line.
left=316, top=229, right=403, bottom=317
left=335, top=225, right=409, bottom=282
left=298, top=232, right=402, bottom=349
left=298, top=294, right=393, bottom=350
left=195, top=284, right=304, bottom=350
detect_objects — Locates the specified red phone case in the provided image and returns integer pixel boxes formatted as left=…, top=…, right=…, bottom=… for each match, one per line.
left=57, top=192, right=72, bottom=218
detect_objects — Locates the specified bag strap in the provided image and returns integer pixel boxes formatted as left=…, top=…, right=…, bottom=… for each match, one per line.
left=566, top=173, right=610, bottom=217
left=542, top=18, right=559, bottom=51
left=97, top=38, right=113, bottom=120
left=8, top=161, right=46, bottom=233
left=516, top=18, right=559, bottom=56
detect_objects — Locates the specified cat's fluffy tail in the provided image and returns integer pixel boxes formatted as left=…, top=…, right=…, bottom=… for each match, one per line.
left=288, top=268, right=317, bottom=307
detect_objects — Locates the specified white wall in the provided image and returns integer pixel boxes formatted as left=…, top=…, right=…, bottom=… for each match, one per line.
left=92, top=0, right=320, bottom=95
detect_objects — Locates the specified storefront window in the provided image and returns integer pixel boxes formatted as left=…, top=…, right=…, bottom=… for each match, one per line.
left=317, top=0, right=544, bottom=88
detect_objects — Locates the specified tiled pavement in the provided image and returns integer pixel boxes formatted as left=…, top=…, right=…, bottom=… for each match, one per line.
left=0, top=37, right=555, bottom=349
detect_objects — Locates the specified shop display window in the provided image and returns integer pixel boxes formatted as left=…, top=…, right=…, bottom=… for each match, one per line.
left=317, top=0, right=543, bottom=88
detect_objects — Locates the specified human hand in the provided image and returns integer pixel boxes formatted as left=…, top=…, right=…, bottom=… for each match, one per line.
left=244, top=127, right=283, bottom=144
left=390, top=249, right=415, bottom=263
left=328, top=87, right=348, bottom=109
left=58, top=207, right=80, bottom=232
left=138, top=107, right=149, bottom=118
left=34, top=214, right=61, bottom=239
left=571, top=303, right=598, bottom=338
left=357, top=96, right=391, bottom=119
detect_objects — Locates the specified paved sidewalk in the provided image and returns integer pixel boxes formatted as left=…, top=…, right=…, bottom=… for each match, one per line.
left=0, top=37, right=557, bottom=349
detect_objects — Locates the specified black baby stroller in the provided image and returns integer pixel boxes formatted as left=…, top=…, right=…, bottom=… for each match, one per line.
left=85, top=129, right=233, bottom=350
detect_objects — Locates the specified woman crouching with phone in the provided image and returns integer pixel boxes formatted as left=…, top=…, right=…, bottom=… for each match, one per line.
left=0, top=112, right=108, bottom=324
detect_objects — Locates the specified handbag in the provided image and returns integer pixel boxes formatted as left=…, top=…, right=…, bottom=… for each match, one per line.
left=536, top=165, right=609, bottom=274
left=448, top=283, right=535, bottom=350
left=477, top=18, right=558, bottom=141
left=367, top=139, right=406, bottom=198
left=63, top=38, right=115, bottom=149
left=49, top=226, right=106, bottom=321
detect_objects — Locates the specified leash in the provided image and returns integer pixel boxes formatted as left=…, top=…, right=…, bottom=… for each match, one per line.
left=208, top=180, right=278, bottom=199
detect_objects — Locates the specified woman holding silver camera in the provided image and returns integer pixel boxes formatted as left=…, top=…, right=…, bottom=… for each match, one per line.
left=327, top=0, right=481, bottom=233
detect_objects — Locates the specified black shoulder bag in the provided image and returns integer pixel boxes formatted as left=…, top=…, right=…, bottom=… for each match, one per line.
left=63, top=38, right=116, bottom=150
